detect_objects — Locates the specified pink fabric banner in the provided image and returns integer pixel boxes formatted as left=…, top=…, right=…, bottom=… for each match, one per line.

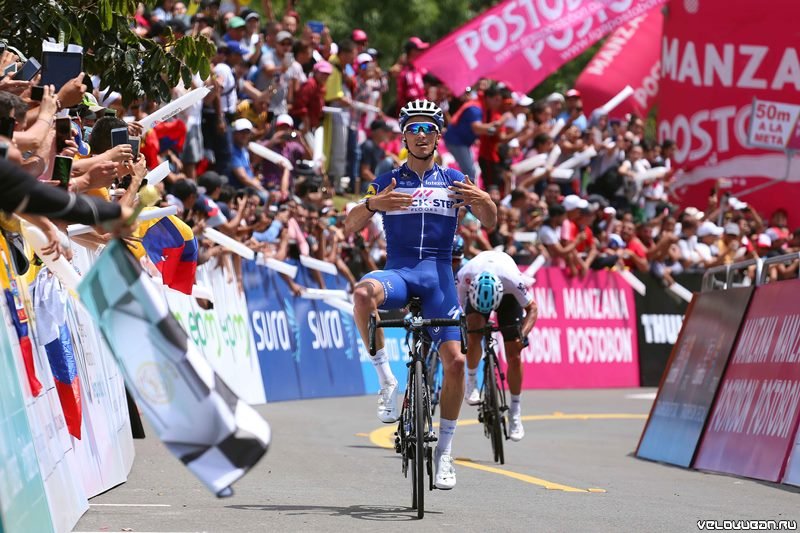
left=415, top=0, right=667, bottom=95
left=497, top=267, right=640, bottom=389
left=658, top=0, right=800, bottom=224
left=575, top=8, right=663, bottom=118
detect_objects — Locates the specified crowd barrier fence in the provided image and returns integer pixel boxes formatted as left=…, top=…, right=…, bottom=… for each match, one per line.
left=637, top=253, right=800, bottom=489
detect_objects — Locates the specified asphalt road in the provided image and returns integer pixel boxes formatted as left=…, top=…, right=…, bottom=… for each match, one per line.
left=75, top=388, right=799, bottom=532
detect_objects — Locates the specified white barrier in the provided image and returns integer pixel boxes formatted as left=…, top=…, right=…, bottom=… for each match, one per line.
left=165, top=256, right=266, bottom=405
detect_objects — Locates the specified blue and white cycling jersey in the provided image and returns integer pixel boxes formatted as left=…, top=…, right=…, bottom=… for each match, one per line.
left=362, top=163, right=466, bottom=343
left=363, top=163, right=466, bottom=263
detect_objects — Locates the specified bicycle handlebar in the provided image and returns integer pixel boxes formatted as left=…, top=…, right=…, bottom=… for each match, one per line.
left=367, top=315, right=468, bottom=356
left=378, top=318, right=462, bottom=328
left=467, top=322, right=530, bottom=348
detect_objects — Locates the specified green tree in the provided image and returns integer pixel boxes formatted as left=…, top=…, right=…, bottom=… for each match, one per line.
left=0, top=0, right=216, bottom=104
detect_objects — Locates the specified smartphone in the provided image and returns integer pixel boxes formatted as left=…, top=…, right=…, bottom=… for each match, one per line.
left=0, top=116, right=15, bottom=139
left=3, top=63, right=16, bottom=77
left=55, top=117, right=71, bottom=152
left=104, top=109, right=118, bottom=118
left=111, top=127, right=129, bottom=147
left=13, top=57, right=41, bottom=82
left=0, top=43, right=6, bottom=55
left=307, top=20, right=324, bottom=33
left=30, top=85, right=44, bottom=102
left=52, top=155, right=73, bottom=189
left=129, top=136, right=140, bottom=161
left=40, top=51, right=82, bottom=90
left=0, top=141, right=8, bottom=159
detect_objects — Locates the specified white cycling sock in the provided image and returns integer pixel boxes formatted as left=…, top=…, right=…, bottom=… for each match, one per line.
left=372, top=348, right=396, bottom=386
left=510, top=394, right=521, bottom=418
left=467, top=367, right=478, bottom=384
left=437, top=418, right=457, bottom=456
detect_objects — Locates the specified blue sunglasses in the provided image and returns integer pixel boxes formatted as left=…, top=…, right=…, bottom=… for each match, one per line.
left=404, top=122, right=439, bottom=135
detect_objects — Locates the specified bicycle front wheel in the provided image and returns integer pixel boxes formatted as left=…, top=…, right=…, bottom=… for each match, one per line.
left=413, top=359, right=426, bottom=519
left=485, top=352, right=505, bottom=465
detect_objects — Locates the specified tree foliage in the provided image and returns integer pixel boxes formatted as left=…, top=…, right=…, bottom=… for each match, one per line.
left=0, top=0, right=216, bottom=104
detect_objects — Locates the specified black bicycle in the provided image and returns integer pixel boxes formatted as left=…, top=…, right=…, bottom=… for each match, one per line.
left=368, top=297, right=466, bottom=519
left=424, top=340, right=442, bottom=417
left=468, top=322, right=526, bottom=465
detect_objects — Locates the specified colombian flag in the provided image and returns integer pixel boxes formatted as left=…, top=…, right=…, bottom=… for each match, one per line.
left=45, top=324, right=82, bottom=439
left=135, top=214, right=198, bottom=294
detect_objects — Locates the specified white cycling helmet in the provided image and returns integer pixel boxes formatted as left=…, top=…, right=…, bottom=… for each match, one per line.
left=399, top=99, right=445, bottom=130
left=469, top=271, right=504, bottom=314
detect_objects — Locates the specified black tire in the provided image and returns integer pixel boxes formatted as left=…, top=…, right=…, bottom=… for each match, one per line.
left=413, top=359, right=425, bottom=519
left=485, top=353, right=505, bottom=465
left=426, top=351, right=440, bottom=417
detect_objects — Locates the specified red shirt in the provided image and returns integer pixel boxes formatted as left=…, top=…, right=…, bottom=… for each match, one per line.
left=396, top=64, right=425, bottom=110
left=478, top=107, right=502, bottom=162
left=624, top=237, right=648, bottom=269
left=294, top=77, right=325, bottom=129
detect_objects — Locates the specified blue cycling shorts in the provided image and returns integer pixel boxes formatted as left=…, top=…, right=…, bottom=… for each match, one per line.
left=362, top=258, right=461, bottom=343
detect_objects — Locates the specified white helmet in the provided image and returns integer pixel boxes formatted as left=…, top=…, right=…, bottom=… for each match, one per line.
left=469, top=271, right=504, bottom=314
left=399, top=99, right=444, bottom=130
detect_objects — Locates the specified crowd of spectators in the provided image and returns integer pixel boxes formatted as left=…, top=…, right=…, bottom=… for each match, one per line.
left=0, top=0, right=797, bottom=296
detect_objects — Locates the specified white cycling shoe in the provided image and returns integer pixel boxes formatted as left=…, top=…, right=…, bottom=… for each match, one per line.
left=434, top=448, right=456, bottom=490
left=377, top=381, right=399, bottom=423
left=508, top=415, right=525, bottom=442
left=464, top=381, right=481, bottom=406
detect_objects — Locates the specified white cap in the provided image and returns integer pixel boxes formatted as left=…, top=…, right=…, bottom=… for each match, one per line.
left=275, top=114, right=294, bottom=127
left=546, top=92, right=565, bottom=103
left=517, top=95, right=534, bottom=106
left=683, top=206, right=705, bottom=220
left=724, top=222, right=741, bottom=236
left=603, top=206, right=617, bottom=216
left=232, top=118, right=254, bottom=132
left=357, top=52, right=373, bottom=64
left=562, top=194, right=589, bottom=211
left=507, top=138, right=520, bottom=149
left=728, top=197, right=748, bottom=210
left=758, top=233, right=772, bottom=247
left=697, top=221, right=724, bottom=238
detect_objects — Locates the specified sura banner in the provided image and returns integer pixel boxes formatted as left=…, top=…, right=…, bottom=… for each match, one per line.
left=636, top=287, right=753, bottom=467
left=415, top=0, right=667, bottom=95
left=658, top=0, right=800, bottom=222
left=575, top=8, right=663, bottom=118
left=517, top=267, right=639, bottom=388
left=694, top=279, right=800, bottom=482
left=242, top=260, right=365, bottom=401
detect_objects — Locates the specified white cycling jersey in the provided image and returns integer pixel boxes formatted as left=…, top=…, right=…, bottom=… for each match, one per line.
left=456, top=250, right=534, bottom=309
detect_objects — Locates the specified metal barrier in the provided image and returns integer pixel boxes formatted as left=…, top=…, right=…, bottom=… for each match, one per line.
left=702, top=252, right=800, bottom=291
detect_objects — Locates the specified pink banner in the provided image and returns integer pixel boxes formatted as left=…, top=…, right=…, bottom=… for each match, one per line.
left=415, top=0, right=667, bottom=95
left=694, top=279, right=800, bottom=483
left=497, top=267, right=639, bottom=389
left=575, top=8, right=663, bottom=118
left=658, top=0, right=800, bottom=224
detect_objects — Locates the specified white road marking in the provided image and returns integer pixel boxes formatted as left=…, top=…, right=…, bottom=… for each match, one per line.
left=89, top=503, right=172, bottom=507
left=625, top=392, right=657, bottom=400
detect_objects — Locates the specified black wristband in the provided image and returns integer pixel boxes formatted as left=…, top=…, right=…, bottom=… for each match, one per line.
left=365, top=197, right=377, bottom=213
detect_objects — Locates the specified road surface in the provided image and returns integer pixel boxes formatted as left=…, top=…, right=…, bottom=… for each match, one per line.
left=75, top=388, right=799, bottom=532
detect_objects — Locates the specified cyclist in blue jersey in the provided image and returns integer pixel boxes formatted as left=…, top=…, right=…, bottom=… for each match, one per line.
left=345, top=99, right=496, bottom=490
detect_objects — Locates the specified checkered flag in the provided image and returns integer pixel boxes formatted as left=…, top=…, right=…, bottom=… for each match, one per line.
left=78, top=241, right=270, bottom=497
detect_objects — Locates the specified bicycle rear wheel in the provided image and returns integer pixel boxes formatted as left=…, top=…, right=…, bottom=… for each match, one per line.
left=485, top=353, right=505, bottom=465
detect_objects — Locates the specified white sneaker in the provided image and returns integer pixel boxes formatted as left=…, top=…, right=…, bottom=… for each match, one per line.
left=434, top=448, right=456, bottom=490
left=465, top=381, right=480, bottom=405
left=508, top=415, right=525, bottom=442
left=377, top=381, right=399, bottom=423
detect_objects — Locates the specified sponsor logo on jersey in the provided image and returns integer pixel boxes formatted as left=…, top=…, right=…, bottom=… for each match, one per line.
left=386, top=187, right=457, bottom=216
